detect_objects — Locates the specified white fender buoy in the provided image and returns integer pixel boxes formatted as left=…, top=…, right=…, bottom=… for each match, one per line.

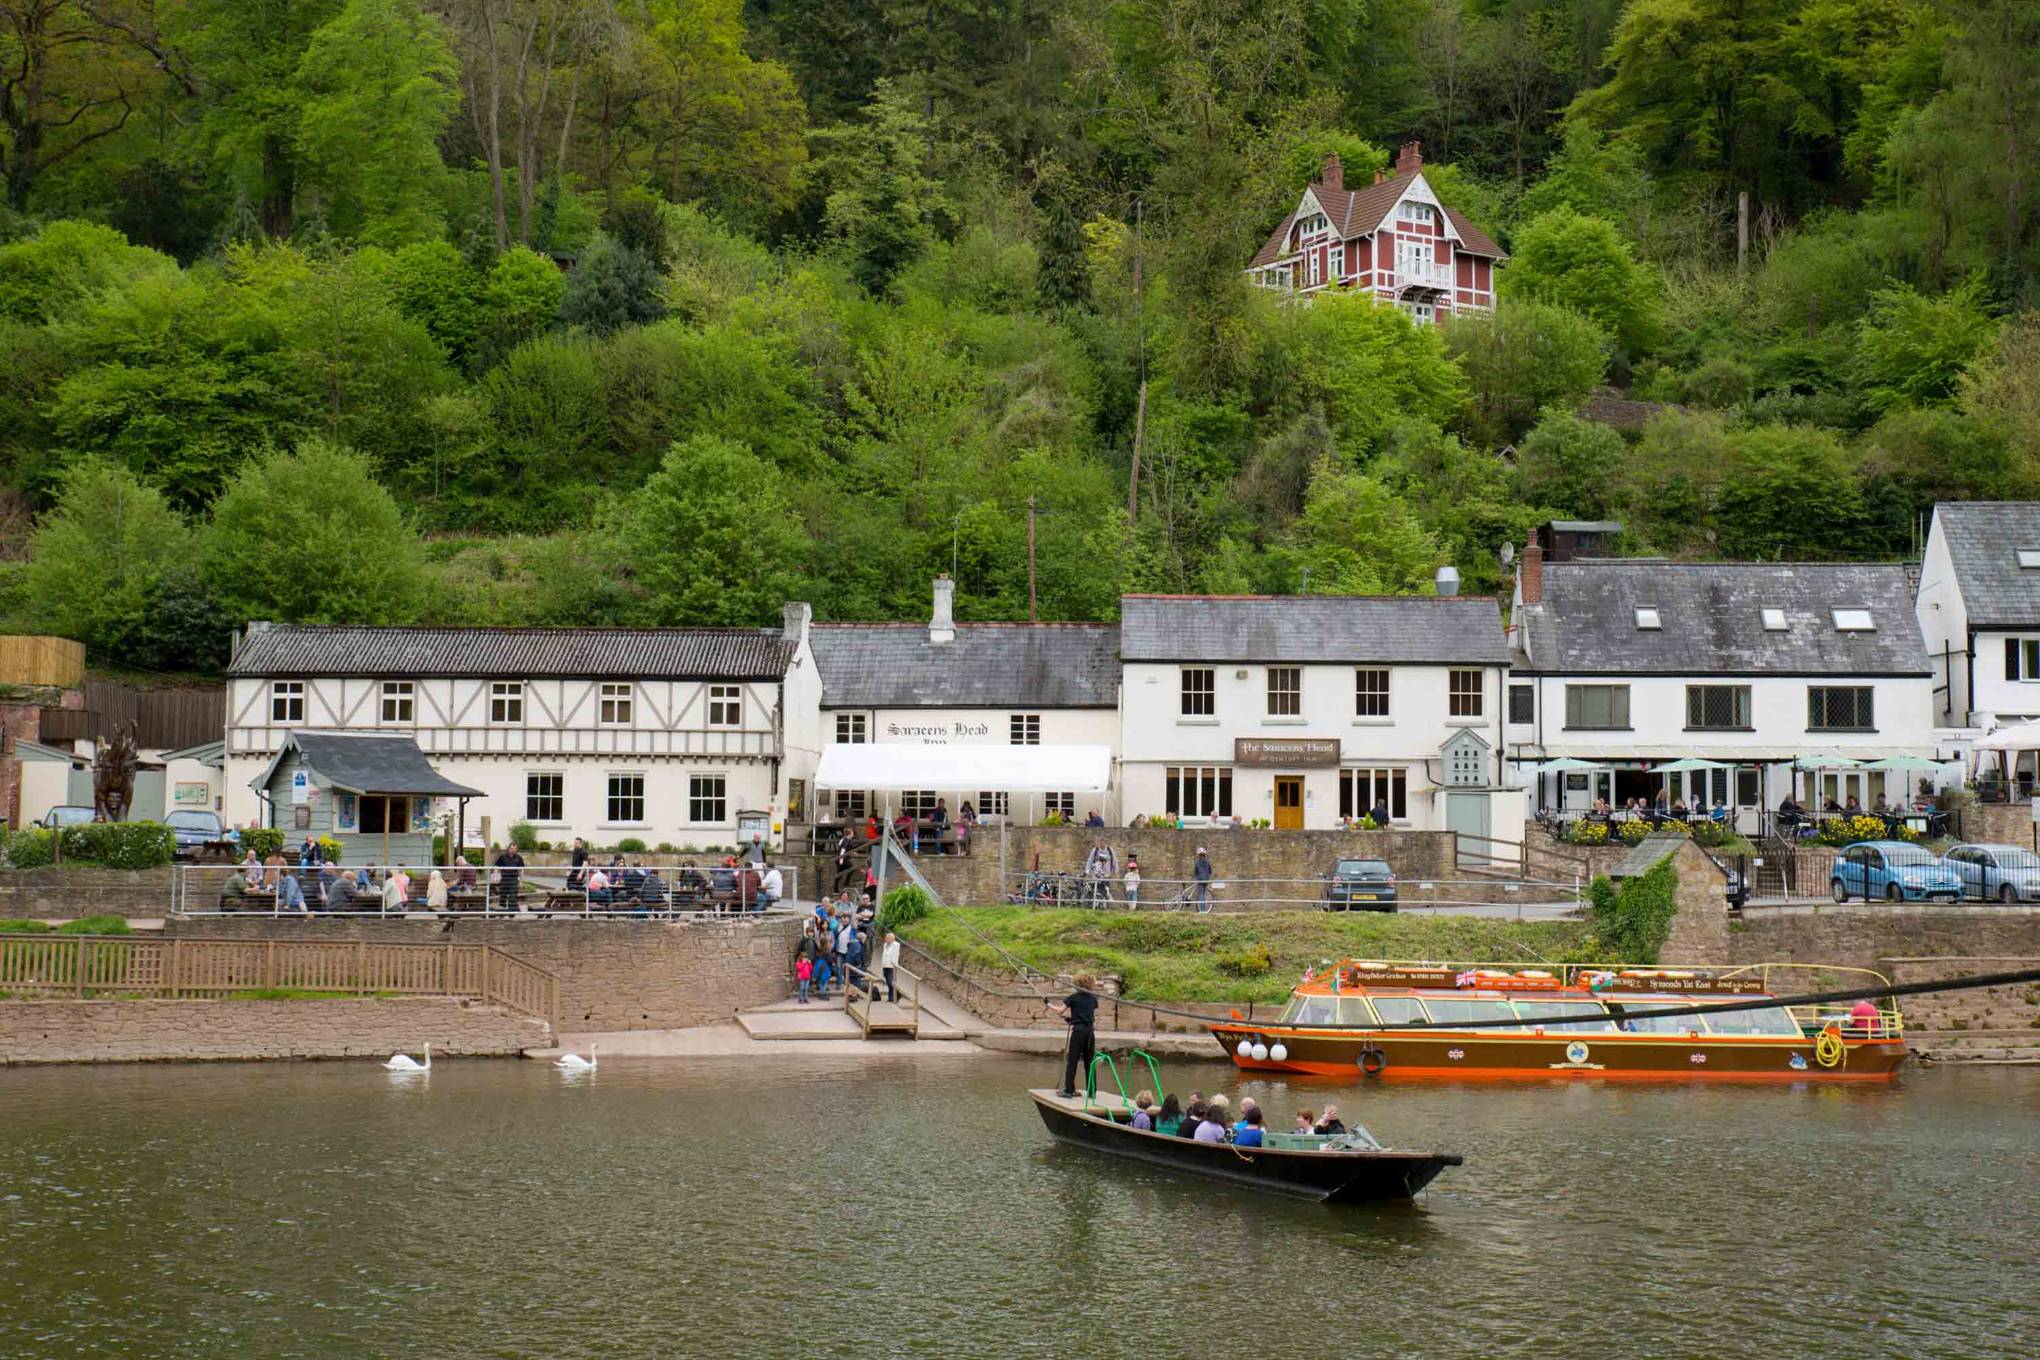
left=1250, top=1042, right=1269, bottom=1061
left=1236, top=1040, right=1253, bottom=1058
left=1269, top=1043, right=1289, bottom=1062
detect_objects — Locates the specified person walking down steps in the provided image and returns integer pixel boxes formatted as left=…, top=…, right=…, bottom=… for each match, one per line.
left=1047, top=975, right=1099, bottom=1098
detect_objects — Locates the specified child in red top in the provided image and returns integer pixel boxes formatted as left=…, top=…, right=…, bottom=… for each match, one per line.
left=795, top=954, right=813, bottom=1004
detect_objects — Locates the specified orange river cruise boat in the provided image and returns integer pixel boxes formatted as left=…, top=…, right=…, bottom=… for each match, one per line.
left=1211, top=961, right=1907, bottom=1082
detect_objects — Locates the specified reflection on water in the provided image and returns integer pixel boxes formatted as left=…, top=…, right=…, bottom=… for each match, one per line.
left=2, top=1057, right=2037, bottom=1358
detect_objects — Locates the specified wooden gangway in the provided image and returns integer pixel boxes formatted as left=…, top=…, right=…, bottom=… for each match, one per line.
left=845, top=962, right=921, bottom=1038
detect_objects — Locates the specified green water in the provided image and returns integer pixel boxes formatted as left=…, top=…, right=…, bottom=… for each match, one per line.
left=2, top=1056, right=2035, bottom=1358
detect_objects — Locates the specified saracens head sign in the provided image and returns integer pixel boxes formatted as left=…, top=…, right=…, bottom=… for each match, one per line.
left=885, top=719, right=993, bottom=744
left=1233, top=737, right=1340, bottom=767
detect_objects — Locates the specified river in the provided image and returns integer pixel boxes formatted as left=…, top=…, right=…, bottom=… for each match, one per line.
left=2, top=1055, right=2035, bottom=1359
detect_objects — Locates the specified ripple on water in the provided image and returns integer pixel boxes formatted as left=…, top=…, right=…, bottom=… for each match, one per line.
left=0, top=1058, right=2036, bottom=1358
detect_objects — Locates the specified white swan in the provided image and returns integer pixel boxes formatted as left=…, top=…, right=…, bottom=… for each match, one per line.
left=555, top=1042, right=597, bottom=1071
left=384, top=1042, right=431, bottom=1072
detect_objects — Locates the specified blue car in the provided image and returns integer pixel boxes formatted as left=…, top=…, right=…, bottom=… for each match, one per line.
left=1831, top=840, right=1961, bottom=903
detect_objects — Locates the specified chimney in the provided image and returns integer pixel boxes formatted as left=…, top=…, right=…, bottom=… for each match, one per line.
left=1518, top=538, right=1543, bottom=605
left=781, top=601, right=810, bottom=645
left=1435, top=565, right=1460, bottom=598
left=1396, top=140, right=1422, bottom=175
left=1320, top=153, right=1343, bottom=192
left=929, top=575, right=955, bottom=644
left=1374, top=169, right=1386, bottom=185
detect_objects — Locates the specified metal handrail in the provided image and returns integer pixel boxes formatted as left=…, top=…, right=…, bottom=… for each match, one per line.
left=173, top=861, right=801, bottom=918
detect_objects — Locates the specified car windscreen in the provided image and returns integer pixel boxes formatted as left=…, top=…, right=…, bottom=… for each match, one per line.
left=1993, top=849, right=2040, bottom=871
left=166, top=812, right=217, bottom=829
left=1334, top=860, right=1389, bottom=878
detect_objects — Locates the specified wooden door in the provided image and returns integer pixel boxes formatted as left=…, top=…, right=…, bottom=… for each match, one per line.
left=1274, top=776, right=1304, bottom=830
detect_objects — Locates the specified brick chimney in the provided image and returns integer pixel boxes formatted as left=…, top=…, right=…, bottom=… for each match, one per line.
left=1517, top=537, right=1543, bottom=605
left=929, top=575, right=955, bottom=644
left=1396, top=140, right=1422, bottom=175
left=1320, top=153, right=1343, bottom=192
left=1373, top=169, right=1386, bottom=185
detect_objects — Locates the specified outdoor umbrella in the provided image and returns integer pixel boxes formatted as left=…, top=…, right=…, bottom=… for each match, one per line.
left=1860, top=755, right=1946, bottom=771
left=1529, top=757, right=1604, bottom=774
left=1793, top=754, right=1865, bottom=769
left=1652, top=758, right=1732, bottom=772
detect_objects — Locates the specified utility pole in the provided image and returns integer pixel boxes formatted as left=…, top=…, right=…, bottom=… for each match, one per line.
left=1737, top=191, right=1750, bottom=276
left=1127, top=197, right=1146, bottom=527
left=1027, top=497, right=1038, bottom=622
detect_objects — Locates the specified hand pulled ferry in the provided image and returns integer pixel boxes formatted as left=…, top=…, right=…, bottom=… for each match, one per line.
left=1211, top=960, right=1907, bottom=1082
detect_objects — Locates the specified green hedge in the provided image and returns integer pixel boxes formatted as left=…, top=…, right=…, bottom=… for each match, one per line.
left=1587, top=858, right=1679, bottom=963
left=240, top=827, right=286, bottom=860
left=876, top=883, right=933, bottom=935
left=2, top=822, right=176, bottom=871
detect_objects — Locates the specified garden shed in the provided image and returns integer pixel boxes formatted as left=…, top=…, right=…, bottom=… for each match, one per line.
left=251, top=732, right=481, bottom=866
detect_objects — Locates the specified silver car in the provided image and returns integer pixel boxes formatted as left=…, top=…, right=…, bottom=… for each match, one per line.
left=1941, top=843, right=2040, bottom=903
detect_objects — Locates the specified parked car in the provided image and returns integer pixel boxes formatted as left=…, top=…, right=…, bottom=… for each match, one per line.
left=37, top=805, right=97, bottom=830
left=1323, top=856, right=1398, bottom=911
left=1940, top=842, right=2040, bottom=904
left=165, top=810, right=237, bottom=860
left=1830, top=840, right=1962, bottom=903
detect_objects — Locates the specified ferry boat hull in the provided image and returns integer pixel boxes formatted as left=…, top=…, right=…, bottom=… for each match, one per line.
left=1209, top=1025, right=1908, bottom=1082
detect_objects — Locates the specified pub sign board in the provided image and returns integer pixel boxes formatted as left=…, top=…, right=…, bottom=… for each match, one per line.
left=1233, top=737, right=1340, bottom=767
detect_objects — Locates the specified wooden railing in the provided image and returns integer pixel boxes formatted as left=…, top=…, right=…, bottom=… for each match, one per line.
left=845, top=961, right=920, bottom=1037
left=0, top=935, right=558, bottom=1023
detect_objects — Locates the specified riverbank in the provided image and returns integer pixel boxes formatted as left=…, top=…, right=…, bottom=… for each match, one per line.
left=896, top=907, right=1598, bottom=1005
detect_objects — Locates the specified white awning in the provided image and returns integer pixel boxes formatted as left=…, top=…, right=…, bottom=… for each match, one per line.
left=814, top=743, right=1112, bottom=792
left=1974, top=722, right=2040, bottom=751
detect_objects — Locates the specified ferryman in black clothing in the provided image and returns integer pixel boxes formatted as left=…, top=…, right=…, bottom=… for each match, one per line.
left=1047, top=974, right=1099, bottom=1097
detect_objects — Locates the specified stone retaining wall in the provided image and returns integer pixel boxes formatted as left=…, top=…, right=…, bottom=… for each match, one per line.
left=0, top=996, right=546, bottom=1064
left=900, top=942, right=1283, bottom=1035
left=1663, top=896, right=2040, bottom=973
left=166, top=914, right=803, bottom=1031
left=1880, top=956, right=2040, bottom=1033
left=0, top=867, right=174, bottom=920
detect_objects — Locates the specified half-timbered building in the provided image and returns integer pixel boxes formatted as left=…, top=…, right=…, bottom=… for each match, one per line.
left=222, top=622, right=797, bottom=846
left=1245, top=141, right=1502, bottom=324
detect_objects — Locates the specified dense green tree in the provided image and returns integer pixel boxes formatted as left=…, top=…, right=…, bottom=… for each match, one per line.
left=1271, top=292, right=1468, bottom=455
left=1274, top=458, right=1444, bottom=595
left=1855, top=275, right=2000, bottom=411
left=559, top=233, right=669, bottom=336
left=19, top=458, right=190, bottom=654
left=1500, top=206, right=1659, bottom=354
left=1032, top=158, right=1090, bottom=316
left=1443, top=298, right=1609, bottom=448
left=479, top=247, right=567, bottom=359
left=1512, top=409, right=1628, bottom=522
left=0, top=221, right=176, bottom=324
left=202, top=438, right=424, bottom=623
left=617, top=434, right=807, bottom=625
left=1715, top=424, right=1863, bottom=559
left=385, top=240, right=485, bottom=370
left=814, top=79, right=954, bottom=294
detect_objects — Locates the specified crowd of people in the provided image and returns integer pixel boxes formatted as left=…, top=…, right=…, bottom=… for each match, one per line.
left=1121, top=1091, right=1349, bottom=1146
left=794, top=892, right=900, bottom=1004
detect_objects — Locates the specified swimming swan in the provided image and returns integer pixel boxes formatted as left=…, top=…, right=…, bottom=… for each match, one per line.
left=384, top=1043, right=431, bottom=1072
left=555, top=1043, right=597, bottom=1071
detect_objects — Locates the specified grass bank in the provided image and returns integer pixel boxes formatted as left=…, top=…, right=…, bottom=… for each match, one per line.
left=0, top=916, right=134, bottom=935
left=899, top=908, right=1599, bottom=1004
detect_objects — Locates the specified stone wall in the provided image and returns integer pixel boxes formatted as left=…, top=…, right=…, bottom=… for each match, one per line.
left=1954, top=801, right=2032, bottom=847
left=0, top=996, right=546, bottom=1064
left=166, top=914, right=804, bottom=1031
left=900, top=941, right=1283, bottom=1035
left=1881, top=956, right=2040, bottom=1032
left=1663, top=894, right=2040, bottom=973
left=0, top=867, right=174, bottom=920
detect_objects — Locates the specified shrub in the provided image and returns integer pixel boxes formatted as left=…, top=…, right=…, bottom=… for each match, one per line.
left=656, top=842, right=675, bottom=853
left=2, top=828, right=55, bottom=869
left=65, top=822, right=177, bottom=869
left=1816, top=814, right=1890, bottom=848
left=1688, top=820, right=1734, bottom=848
left=1040, top=811, right=1067, bottom=827
left=1565, top=820, right=1610, bottom=845
left=1587, top=858, right=1679, bottom=963
left=1217, top=941, right=1272, bottom=977
left=876, top=883, right=934, bottom=935
left=241, top=827, right=286, bottom=860
left=616, top=837, right=647, bottom=853
left=509, top=822, right=540, bottom=851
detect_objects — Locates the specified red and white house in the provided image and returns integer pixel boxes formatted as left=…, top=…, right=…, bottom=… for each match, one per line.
left=1246, top=141, right=1502, bottom=324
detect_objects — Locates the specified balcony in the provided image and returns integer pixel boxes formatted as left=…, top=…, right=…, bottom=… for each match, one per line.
left=1394, top=259, right=1451, bottom=293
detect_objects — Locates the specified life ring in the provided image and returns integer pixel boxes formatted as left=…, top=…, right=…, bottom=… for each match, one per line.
left=1358, top=1047, right=1389, bottom=1076
left=1813, top=1025, right=1846, bottom=1069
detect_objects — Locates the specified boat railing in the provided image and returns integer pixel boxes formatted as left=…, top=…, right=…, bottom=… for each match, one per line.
left=1318, top=959, right=1898, bottom=995
left=1086, top=1052, right=1130, bottom=1113
left=1790, top=1005, right=1905, bottom=1039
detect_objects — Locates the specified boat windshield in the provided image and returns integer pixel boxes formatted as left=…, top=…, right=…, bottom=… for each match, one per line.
left=1337, top=997, right=1375, bottom=1025
left=1368, top=996, right=1429, bottom=1026
left=1510, top=999, right=1618, bottom=1032
left=1421, top=998, right=1519, bottom=1028
left=1292, top=996, right=1339, bottom=1025
left=1694, top=1003, right=1801, bottom=1036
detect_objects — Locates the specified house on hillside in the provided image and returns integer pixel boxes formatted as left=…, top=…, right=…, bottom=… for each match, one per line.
left=1915, top=502, right=2040, bottom=732
left=1245, top=141, right=1504, bottom=324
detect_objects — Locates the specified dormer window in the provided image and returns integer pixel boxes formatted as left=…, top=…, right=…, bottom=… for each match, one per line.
left=1634, top=608, right=1662, bottom=630
left=1761, top=608, right=1787, bottom=631
left=1832, top=609, right=1875, bottom=632
left=2018, top=549, right=2040, bottom=569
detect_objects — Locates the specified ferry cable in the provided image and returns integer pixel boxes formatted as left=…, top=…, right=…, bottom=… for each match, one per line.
left=1363, top=966, right=2040, bottom=1033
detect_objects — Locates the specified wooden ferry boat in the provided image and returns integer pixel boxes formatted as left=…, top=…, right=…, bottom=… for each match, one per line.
left=1211, top=961, right=1908, bottom=1083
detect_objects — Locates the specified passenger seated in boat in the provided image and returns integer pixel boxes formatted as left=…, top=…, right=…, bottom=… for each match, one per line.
left=1235, top=1108, right=1265, bottom=1147
left=1294, top=1109, right=1316, bottom=1134
left=1131, top=1091, right=1155, bottom=1131
left=1314, top=1104, right=1346, bottom=1135
left=1179, top=1097, right=1207, bottom=1139
left=1154, top=1094, right=1184, bottom=1135
left=1232, top=1097, right=1260, bottom=1138
left=1193, top=1108, right=1229, bottom=1144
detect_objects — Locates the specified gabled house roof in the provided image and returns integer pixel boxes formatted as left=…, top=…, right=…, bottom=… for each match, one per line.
left=251, top=731, right=483, bottom=799
left=1513, top=562, right=1929, bottom=676
left=1934, top=502, right=2040, bottom=628
left=226, top=625, right=796, bottom=681
left=1248, top=161, right=1504, bottom=269
left=1120, top=594, right=1510, bottom=665
left=809, top=624, right=1121, bottom=709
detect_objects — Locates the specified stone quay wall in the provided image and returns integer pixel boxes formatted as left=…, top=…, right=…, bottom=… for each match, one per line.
left=0, top=867, right=175, bottom=920
left=1880, top=956, right=2040, bottom=1033
left=166, top=914, right=803, bottom=1031
left=899, top=942, right=1281, bottom=1035
left=0, top=996, right=546, bottom=1065
left=1663, top=894, right=2040, bottom=974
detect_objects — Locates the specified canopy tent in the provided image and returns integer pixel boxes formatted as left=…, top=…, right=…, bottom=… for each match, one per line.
left=814, top=743, right=1113, bottom=793
left=1524, top=757, right=1605, bottom=774
left=1973, top=722, right=2040, bottom=752
left=1861, top=755, right=1948, bottom=772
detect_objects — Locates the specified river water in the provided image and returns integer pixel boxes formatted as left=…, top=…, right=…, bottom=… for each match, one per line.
left=2, top=1055, right=2035, bottom=1359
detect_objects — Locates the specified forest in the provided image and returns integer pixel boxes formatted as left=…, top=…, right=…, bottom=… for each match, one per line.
left=1, top=0, right=2037, bottom=675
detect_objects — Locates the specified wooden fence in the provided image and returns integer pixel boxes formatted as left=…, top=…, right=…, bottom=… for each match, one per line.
left=0, top=935, right=558, bottom=1023
left=0, top=635, right=85, bottom=688
left=82, top=680, right=226, bottom=750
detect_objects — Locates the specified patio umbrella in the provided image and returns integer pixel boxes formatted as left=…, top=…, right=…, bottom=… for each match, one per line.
left=1528, top=757, right=1604, bottom=774
left=1652, top=758, right=1732, bottom=772
left=1793, top=754, right=1865, bottom=770
left=1860, top=755, right=1946, bottom=771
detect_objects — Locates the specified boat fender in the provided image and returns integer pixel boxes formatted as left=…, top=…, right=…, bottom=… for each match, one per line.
left=1269, top=1042, right=1289, bottom=1063
left=1358, top=1047, right=1388, bottom=1076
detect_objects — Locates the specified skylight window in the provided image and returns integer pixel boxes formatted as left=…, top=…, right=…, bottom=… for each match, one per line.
left=2019, top=549, right=2040, bottom=569
left=1635, top=608, right=1662, bottom=630
left=1761, top=608, right=1788, bottom=631
left=1832, top=609, right=1875, bottom=632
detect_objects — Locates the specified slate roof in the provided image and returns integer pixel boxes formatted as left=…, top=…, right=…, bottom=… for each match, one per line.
left=1514, top=562, right=1928, bottom=676
left=1935, top=502, right=2040, bottom=627
left=1119, top=595, right=1510, bottom=665
left=1248, top=166, right=1504, bottom=269
left=262, top=732, right=482, bottom=798
left=809, top=624, right=1121, bottom=709
left=227, top=625, right=795, bottom=681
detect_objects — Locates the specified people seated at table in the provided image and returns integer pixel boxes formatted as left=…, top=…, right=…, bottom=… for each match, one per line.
left=1844, top=795, right=1862, bottom=815
left=1084, top=809, right=1105, bottom=828
left=586, top=867, right=612, bottom=906
left=427, top=869, right=449, bottom=910
left=1670, top=797, right=1690, bottom=818
left=276, top=868, right=307, bottom=913
left=1592, top=798, right=1612, bottom=817
left=637, top=869, right=667, bottom=906
left=1776, top=795, right=1804, bottom=828
left=219, top=867, right=250, bottom=910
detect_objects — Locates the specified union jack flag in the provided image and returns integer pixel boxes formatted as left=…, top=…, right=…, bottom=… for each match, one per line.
left=1300, top=964, right=1315, bottom=984
left=1455, top=970, right=1478, bottom=988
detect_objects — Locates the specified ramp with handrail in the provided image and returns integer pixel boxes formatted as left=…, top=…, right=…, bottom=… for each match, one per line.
left=844, top=962, right=921, bottom=1037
